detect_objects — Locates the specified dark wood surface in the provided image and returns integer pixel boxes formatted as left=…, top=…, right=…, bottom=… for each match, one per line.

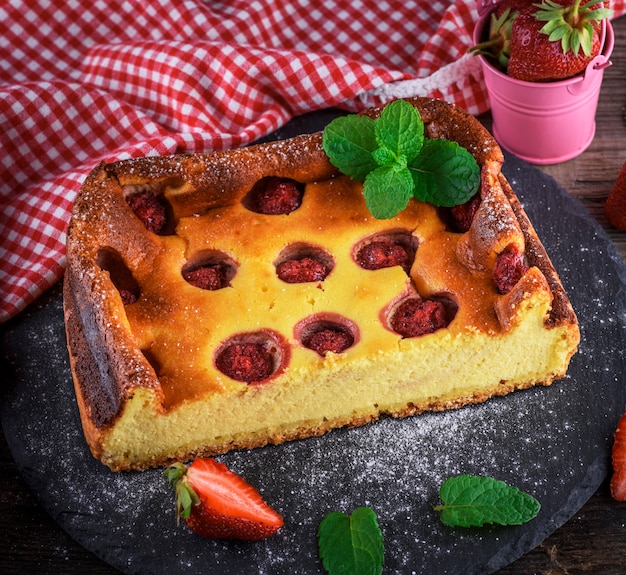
left=2, top=15, right=626, bottom=575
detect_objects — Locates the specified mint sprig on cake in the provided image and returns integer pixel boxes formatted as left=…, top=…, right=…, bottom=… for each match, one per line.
left=322, top=99, right=481, bottom=218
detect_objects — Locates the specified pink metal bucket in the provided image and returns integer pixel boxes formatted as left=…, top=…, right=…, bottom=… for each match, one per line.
left=473, top=6, right=614, bottom=164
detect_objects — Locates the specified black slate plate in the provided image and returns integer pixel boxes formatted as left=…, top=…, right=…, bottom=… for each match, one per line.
left=2, top=113, right=626, bottom=575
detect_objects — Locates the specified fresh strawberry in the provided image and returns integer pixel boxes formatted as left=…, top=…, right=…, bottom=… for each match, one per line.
left=611, top=410, right=626, bottom=501
left=470, top=0, right=612, bottom=81
left=164, top=458, right=284, bottom=540
left=604, top=160, right=626, bottom=232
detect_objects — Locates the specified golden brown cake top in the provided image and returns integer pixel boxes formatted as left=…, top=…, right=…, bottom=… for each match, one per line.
left=65, top=97, right=574, bottom=421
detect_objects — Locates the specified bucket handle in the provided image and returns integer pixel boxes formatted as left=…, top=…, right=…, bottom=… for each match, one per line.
left=567, top=56, right=611, bottom=95
left=567, top=20, right=614, bottom=95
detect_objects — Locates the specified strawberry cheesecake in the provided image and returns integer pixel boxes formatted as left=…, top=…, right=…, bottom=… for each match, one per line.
left=64, top=97, right=580, bottom=471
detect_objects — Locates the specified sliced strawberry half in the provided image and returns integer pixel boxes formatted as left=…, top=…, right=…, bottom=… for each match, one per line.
left=611, top=410, right=626, bottom=501
left=165, top=458, right=284, bottom=540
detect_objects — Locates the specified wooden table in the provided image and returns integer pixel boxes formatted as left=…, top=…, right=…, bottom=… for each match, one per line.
left=2, top=15, right=626, bottom=575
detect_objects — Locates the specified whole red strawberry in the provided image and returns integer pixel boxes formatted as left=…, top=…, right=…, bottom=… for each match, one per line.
left=604, top=160, right=626, bottom=232
left=470, top=0, right=613, bottom=81
left=164, top=458, right=284, bottom=540
left=611, top=410, right=626, bottom=501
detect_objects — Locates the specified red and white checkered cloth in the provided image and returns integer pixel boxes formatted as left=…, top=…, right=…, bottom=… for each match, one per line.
left=1, top=1, right=623, bottom=323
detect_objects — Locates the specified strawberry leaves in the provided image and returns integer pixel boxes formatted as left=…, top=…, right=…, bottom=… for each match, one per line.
left=468, top=7, right=518, bottom=67
left=164, top=462, right=200, bottom=521
left=434, top=474, right=541, bottom=528
left=322, top=99, right=480, bottom=219
left=318, top=507, right=384, bottom=575
left=534, top=0, right=613, bottom=57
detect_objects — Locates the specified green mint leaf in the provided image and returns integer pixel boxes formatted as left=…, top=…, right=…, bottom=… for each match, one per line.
left=408, top=139, right=480, bottom=207
left=371, top=146, right=406, bottom=169
left=375, top=99, right=424, bottom=163
left=322, top=114, right=378, bottom=181
left=318, top=507, right=384, bottom=575
left=321, top=100, right=481, bottom=218
left=434, top=474, right=541, bottom=528
left=363, top=165, right=413, bottom=219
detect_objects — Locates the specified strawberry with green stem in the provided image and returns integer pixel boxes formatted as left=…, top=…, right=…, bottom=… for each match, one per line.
left=470, top=6, right=520, bottom=69
left=470, top=0, right=613, bottom=81
left=165, top=458, right=284, bottom=540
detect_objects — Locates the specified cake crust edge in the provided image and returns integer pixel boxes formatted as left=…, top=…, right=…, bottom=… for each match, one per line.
left=64, top=97, right=580, bottom=471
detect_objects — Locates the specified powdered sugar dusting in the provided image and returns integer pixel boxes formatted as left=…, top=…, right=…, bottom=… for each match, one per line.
left=3, top=153, right=626, bottom=575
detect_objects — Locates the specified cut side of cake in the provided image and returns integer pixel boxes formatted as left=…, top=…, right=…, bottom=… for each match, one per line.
left=64, top=97, right=580, bottom=471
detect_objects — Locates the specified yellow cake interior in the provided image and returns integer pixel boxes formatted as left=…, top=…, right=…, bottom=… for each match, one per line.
left=64, top=97, right=580, bottom=471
